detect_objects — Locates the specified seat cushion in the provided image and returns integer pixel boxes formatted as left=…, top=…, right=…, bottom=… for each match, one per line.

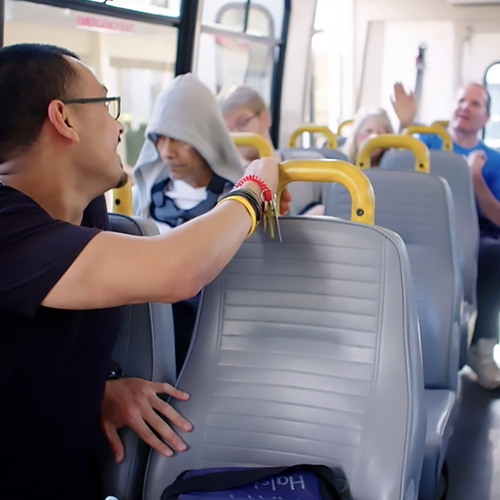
left=419, top=389, right=456, bottom=500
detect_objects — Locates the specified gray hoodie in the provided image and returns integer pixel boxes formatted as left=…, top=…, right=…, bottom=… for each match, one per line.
left=132, top=73, right=244, bottom=218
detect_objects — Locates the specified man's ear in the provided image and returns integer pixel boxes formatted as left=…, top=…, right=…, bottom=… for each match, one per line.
left=47, top=100, right=80, bottom=144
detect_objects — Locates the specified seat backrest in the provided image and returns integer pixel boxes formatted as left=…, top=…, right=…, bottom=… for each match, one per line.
left=278, top=147, right=348, bottom=162
left=380, top=149, right=479, bottom=306
left=326, top=171, right=462, bottom=391
left=277, top=149, right=348, bottom=215
left=99, top=214, right=177, bottom=500
left=144, top=217, right=426, bottom=500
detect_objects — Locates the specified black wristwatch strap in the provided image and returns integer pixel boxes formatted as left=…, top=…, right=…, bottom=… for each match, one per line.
left=107, top=362, right=122, bottom=380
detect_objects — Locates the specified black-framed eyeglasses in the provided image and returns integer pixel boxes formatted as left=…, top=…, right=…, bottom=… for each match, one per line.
left=61, top=96, right=121, bottom=120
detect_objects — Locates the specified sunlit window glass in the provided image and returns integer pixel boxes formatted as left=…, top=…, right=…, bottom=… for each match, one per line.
left=5, top=0, right=178, bottom=169
left=82, top=0, right=181, bottom=18
left=484, top=63, right=500, bottom=150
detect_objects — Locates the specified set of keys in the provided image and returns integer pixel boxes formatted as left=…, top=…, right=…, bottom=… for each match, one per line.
left=231, top=175, right=282, bottom=242
left=262, top=194, right=282, bottom=242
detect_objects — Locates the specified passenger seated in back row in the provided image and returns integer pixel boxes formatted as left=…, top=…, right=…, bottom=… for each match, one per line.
left=395, top=81, right=500, bottom=390
left=132, top=73, right=244, bottom=370
left=342, top=107, right=394, bottom=165
left=217, top=84, right=325, bottom=216
left=342, top=83, right=421, bottom=166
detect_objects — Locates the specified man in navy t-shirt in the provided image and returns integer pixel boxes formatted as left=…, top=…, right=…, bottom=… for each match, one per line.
left=395, top=82, right=500, bottom=389
left=0, top=44, right=287, bottom=499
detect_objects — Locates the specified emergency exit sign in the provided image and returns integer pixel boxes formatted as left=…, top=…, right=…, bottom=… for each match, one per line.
left=76, top=14, right=134, bottom=33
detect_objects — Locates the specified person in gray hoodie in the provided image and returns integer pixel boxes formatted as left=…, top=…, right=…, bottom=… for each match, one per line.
left=132, top=73, right=245, bottom=370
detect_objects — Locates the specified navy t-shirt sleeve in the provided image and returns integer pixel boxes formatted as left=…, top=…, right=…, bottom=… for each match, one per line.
left=0, top=187, right=101, bottom=316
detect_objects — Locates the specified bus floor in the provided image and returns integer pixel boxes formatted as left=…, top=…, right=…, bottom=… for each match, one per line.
left=446, top=368, right=500, bottom=499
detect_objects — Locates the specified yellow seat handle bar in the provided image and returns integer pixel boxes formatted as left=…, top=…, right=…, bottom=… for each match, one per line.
left=230, top=133, right=272, bottom=158
left=404, top=125, right=452, bottom=152
left=356, top=134, right=430, bottom=173
left=337, top=119, right=354, bottom=137
left=288, top=125, right=337, bottom=149
left=432, top=120, right=449, bottom=129
left=278, top=159, right=375, bottom=225
left=112, top=178, right=133, bottom=216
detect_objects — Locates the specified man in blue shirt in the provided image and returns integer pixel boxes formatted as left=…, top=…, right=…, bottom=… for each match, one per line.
left=394, top=82, right=500, bottom=389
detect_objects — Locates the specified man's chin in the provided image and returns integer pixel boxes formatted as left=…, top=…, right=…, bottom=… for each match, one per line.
left=168, top=171, right=188, bottom=181
left=115, top=171, right=129, bottom=189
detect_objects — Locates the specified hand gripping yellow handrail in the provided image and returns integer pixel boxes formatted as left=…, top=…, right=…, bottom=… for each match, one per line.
left=432, top=120, right=449, bottom=129
left=112, top=178, right=133, bottom=215
left=278, top=159, right=375, bottom=225
left=288, top=125, right=338, bottom=149
left=230, top=132, right=272, bottom=158
left=404, top=125, right=452, bottom=152
left=337, top=119, right=354, bottom=137
left=356, top=134, right=430, bottom=173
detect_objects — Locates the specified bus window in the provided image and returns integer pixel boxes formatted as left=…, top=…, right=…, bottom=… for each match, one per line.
left=484, top=62, right=500, bottom=150
left=197, top=1, right=286, bottom=108
left=5, top=0, right=178, bottom=169
left=308, top=0, right=352, bottom=138
left=82, top=0, right=181, bottom=17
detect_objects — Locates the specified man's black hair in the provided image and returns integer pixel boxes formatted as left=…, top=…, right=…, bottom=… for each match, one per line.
left=0, top=44, right=81, bottom=163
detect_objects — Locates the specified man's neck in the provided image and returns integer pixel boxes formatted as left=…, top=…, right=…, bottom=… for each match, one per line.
left=0, top=156, right=93, bottom=225
left=184, top=168, right=214, bottom=189
left=449, top=127, right=480, bottom=150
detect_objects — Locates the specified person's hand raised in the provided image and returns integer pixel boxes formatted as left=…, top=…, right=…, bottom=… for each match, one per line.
left=391, top=82, right=417, bottom=129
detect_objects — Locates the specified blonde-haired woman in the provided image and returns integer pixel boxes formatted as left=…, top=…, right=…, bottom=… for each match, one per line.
left=342, top=108, right=394, bottom=165
left=218, top=85, right=326, bottom=215
left=217, top=85, right=282, bottom=163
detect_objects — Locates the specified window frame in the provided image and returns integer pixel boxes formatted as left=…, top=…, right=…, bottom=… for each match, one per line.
left=200, top=0, right=290, bottom=145
left=483, top=60, right=500, bottom=144
left=0, top=0, right=290, bottom=142
left=0, top=0, right=200, bottom=77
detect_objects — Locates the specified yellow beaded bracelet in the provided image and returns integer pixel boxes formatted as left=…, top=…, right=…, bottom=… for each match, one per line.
left=217, top=195, right=258, bottom=238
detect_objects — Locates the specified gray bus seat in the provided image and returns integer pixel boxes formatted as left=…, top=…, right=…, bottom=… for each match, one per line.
left=380, top=149, right=479, bottom=366
left=144, top=217, right=426, bottom=500
left=278, top=146, right=347, bottom=162
left=421, top=390, right=455, bottom=500
left=325, top=171, right=462, bottom=500
left=98, top=214, right=177, bottom=500
left=277, top=148, right=348, bottom=216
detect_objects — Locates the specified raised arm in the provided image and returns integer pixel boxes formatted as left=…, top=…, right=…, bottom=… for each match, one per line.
left=42, top=158, right=285, bottom=310
left=391, top=82, right=418, bottom=131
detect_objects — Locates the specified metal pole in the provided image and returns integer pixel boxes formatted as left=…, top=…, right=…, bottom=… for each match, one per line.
left=243, top=0, right=250, bottom=33
left=270, top=0, right=291, bottom=146
left=175, top=0, right=200, bottom=75
left=0, top=0, right=5, bottom=48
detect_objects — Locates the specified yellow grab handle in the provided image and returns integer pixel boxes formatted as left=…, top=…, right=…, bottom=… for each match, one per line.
left=230, top=133, right=272, bottom=158
left=431, top=120, right=449, bottom=129
left=278, top=159, right=375, bottom=225
left=288, top=125, right=337, bottom=149
left=404, top=125, right=452, bottom=152
left=112, top=178, right=133, bottom=216
left=356, top=134, right=430, bottom=173
left=337, top=119, right=354, bottom=137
